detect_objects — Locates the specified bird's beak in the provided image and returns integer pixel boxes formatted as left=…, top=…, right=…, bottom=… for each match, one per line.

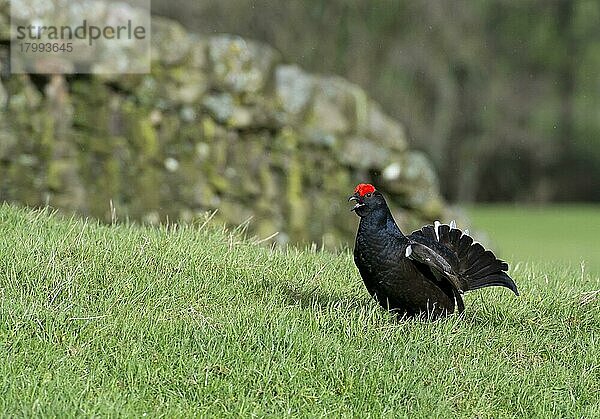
left=348, top=194, right=364, bottom=212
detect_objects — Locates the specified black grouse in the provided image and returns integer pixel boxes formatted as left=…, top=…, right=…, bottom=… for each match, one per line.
left=349, top=183, right=518, bottom=319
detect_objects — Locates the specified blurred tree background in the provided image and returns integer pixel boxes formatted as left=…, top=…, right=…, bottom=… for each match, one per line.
left=153, top=0, right=600, bottom=203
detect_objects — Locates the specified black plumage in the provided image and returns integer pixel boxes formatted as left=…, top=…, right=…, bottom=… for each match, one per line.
left=349, top=184, right=518, bottom=319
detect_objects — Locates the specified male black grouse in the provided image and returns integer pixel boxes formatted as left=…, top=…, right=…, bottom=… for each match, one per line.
left=349, top=183, right=518, bottom=318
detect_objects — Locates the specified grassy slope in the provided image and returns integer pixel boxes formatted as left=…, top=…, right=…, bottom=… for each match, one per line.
left=1, top=204, right=599, bottom=417
left=469, top=205, right=600, bottom=277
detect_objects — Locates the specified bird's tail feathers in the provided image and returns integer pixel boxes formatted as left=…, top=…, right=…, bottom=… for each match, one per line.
left=416, top=221, right=519, bottom=295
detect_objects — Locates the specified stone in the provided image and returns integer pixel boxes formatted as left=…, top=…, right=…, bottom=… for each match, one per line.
left=188, top=35, right=208, bottom=70
left=275, top=65, right=314, bottom=116
left=94, top=2, right=151, bottom=74
left=301, top=128, right=338, bottom=149
left=380, top=151, right=440, bottom=211
left=179, top=106, right=196, bottom=122
left=365, top=102, right=408, bottom=152
left=208, top=35, right=280, bottom=94
left=164, top=157, right=179, bottom=172
left=194, top=142, right=209, bottom=160
left=170, top=69, right=208, bottom=104
left=382, top=162, right=402, bottom=181
left=339, top=136, right=394, bottom=170
left=202, top=93, right=234, bottom=123
left=151, top=16, right=192, bottom=65
left=0, top=129, right=17, bottom=161
left=305, top=76, right=361, bottom=136
left=228, top=106, right=253, bottom=129
left=307, top=92, right=350, bottom=135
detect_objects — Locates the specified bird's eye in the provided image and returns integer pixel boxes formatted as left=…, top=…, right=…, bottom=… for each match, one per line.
left=365, top=193, right=372, bottom=198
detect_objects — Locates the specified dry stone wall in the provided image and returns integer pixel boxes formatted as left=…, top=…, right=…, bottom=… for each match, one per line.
left=0, top=5, right=445, bottom=246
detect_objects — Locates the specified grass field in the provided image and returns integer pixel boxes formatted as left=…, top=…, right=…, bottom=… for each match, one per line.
left=1, top=204, right=599, bottom=417
left=469, top=205, right=600, bottom=278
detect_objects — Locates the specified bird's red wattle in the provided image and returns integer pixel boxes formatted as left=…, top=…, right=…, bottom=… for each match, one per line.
left=354, top=183, right=375, bottom=197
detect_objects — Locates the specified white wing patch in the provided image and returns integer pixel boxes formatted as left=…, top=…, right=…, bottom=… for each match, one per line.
left=405, top=245, right=412, bottom=257
left=449, top=220, right=456, bottom=230
left=434, top=221, right=441, bottom=241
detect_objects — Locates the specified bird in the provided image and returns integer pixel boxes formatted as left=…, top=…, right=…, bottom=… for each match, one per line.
left=348, top=183, right=518, bottom=319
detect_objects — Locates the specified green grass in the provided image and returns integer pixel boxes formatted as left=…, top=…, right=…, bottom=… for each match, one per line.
left=1, top=204, right=599, bottom=417
left=469, top=205, right=600, bottom=278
